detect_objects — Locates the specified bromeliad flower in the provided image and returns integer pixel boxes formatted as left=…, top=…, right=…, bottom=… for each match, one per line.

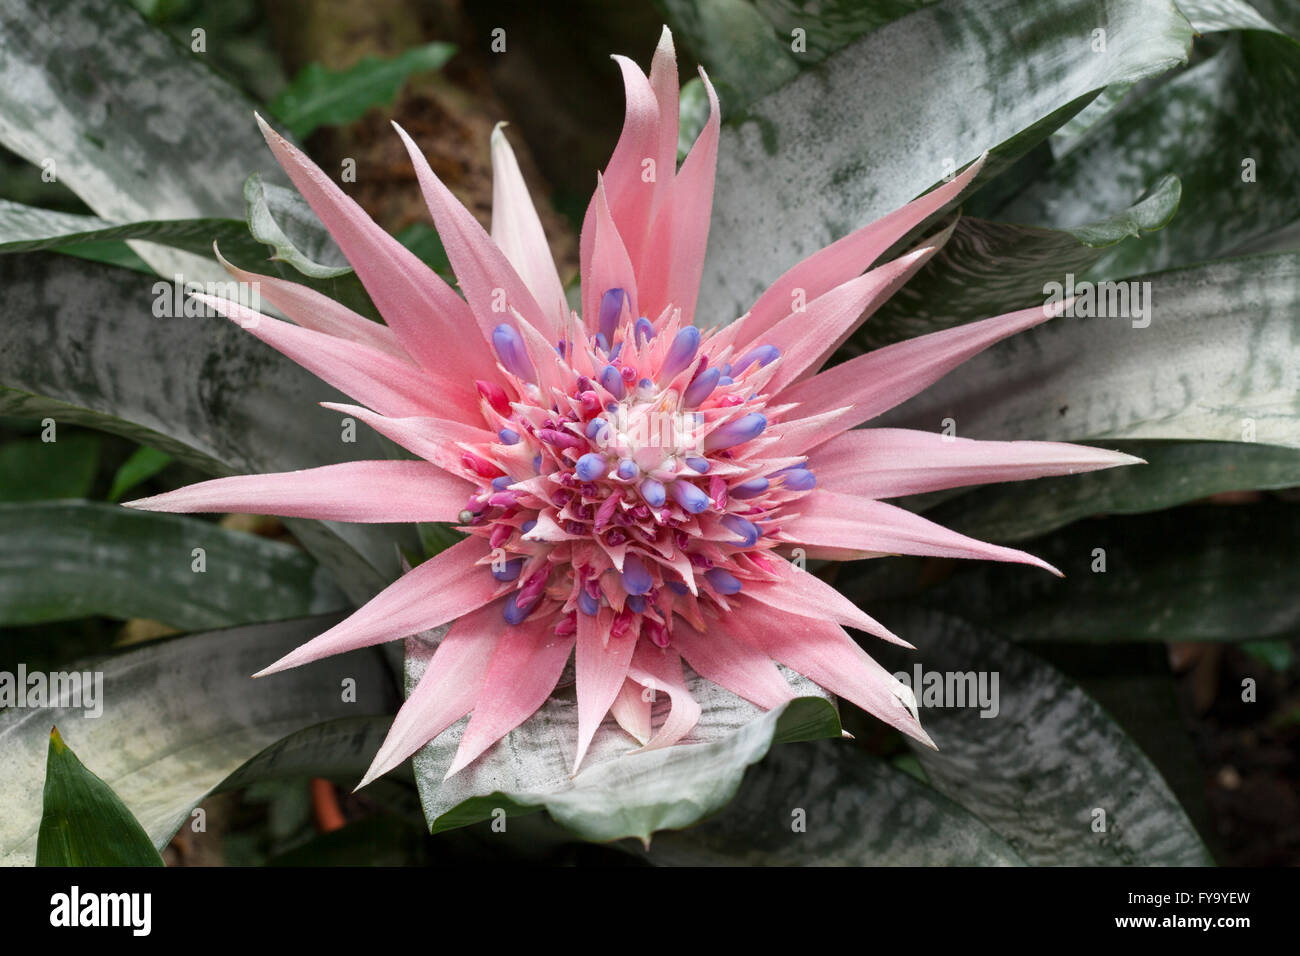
left=126, top=28, right=1139, bottom=785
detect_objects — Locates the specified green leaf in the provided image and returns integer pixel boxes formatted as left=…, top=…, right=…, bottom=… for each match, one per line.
left=0, top=198, right=269, bottom=267
left=269, top=43, right=456, bottom=140
left=645, top=738, right=1025, bottom=864
left=393, top=222, right=451, bottom=275
left=405, top=630, right=841, bottom=843
left=699, top=0, right=1194, bottom=322
left=242, top=174, right=454, bottom=313
left=1241, top=639, right=1294, bottom=671
left=0, top=432, right=99, bottom=501
left=0, top=252, right=415, bottom=601
left=860, top=175, right=1182, bottom=349
left=873, top=607, right=1213, bottom=864
left=676, top=77, right=710, bottom=162
left=875, top=252, right=1300, bottom=449
left=36, top=727, right=164, bottom=867
left=996, top=31, right=1300, bottom=278
left=661, top=0, right=937, bottom=111
left=107, top=445, right=174, bottom=501
left=243, top=174, right=350, bottom=280
left=657, top=0, right=800, bottom=111
left=218, top=715, right=407, bottom=789
left=0, top=615, right=397, bottom=865
left=0, top=0, right=284, bottom=279
left=0, top=501, right=347, bottom=628
left=55, top=240, right=155, bottom=274
left=1174, top=0, right=1284, bottom=33
left=859, top=502, right=1300, bottom=645
left=927, top=438, right=1300, bottom=543
left=243, top=172, right=388, bottom=320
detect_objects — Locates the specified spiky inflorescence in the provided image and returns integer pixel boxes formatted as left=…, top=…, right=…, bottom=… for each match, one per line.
left=126, top=28, right=1141, bottom=783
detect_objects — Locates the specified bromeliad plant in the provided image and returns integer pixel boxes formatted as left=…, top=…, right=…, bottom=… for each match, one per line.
left=2, top=0, right=1298, bottom=865
left=126, top=33, right=1140, bottom=786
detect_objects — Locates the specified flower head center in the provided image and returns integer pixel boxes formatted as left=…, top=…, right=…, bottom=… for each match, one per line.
left=458, top=289, right=815, bottom=644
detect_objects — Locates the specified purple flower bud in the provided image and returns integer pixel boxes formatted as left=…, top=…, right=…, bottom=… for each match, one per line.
left=503, top=590, right=540, bottom=625
left=491, top=475, right=512, bottom=491
left=685, top=456, right=710, bottom=473
left=492, top=324, right=535, bottom=381
left=720, top=514, right=760, bottom=547
left=704, top=413, right=767, bottom=452
left=599, top=364, right=626, bottom=400
left=730, top=477, right=769, bottom=499
left=780, top=467, right=817, bottom=491
left=639, top=477, right=666, bottom=507
left=669, top=479, right=710, bottom=514
left=683, top=367, right=720, bottom=408
left=626, top=594, right=647, bottom=614
left=667, top=580, right=690, bottom=595
left=621, top=553, right=653, bottom=596
left=598, top=288, right=626, bottom=344
left=658, top=325, right=701, bottom=383
left=578, top=588, right=600, bottom=616
left=634, top=316, right=655, bottom=345
left=617, top=459, right=640, bottom=480
left=704, top=567, right=743, bottom=595
left=498, top=428, right=520, bottom=445
left=732, top=344, right=780, bottom=376
left=492, top=557, right=525, bottom=582
left=575, top=453, right=606, bottom=481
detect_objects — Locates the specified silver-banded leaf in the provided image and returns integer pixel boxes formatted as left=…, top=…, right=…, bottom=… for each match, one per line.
left=243, top=174, right=350, bottom=279
left=860, top=175, right=1181, bottom=349
left=242, top=172, right=387, bottom=320
left=867, top=502, right=1300, bottom=645
left=0, top=252, right=414, bottom=599
left=645, top=737, right=1025, bottom=865
left=874, top=607, right=1213, bottom=865
left=699, top=0, right=1194, bottom=322
left=36, top=727, right=164, bottom=867
left=0, top=614, right=395, bottom=865
left=1174, top=0, right=1283, bottom=33
left=927, top=438, right=1300, bottom=543
left=998, top=31, right=1300, bottom=279
left=405, top=632, right=841, bottom=844
left=0, top=501, right=347, bottom=629
left=876, top=252, right=1300, bottom=449
left=661, top=0, right=939, bottom=111
left=1042, top=1, right=1287, bottom=159
left=0, top=198, right=268, bottom=268
left=218, top=715, right=408, bottom=788
left=0, top=0, right=282, bottom=279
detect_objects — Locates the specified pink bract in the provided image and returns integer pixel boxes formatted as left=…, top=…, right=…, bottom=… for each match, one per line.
left=127, top=28, right=1139, bottom=785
